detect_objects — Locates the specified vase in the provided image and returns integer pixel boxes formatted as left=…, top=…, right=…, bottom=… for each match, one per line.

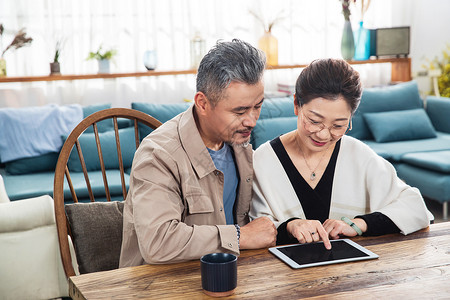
left=341, top=21, right=355, bottom=60
left=98, top=59, right=110, bottom=74
left=353, top=21, right=370, bottom=60
left=143, top=50, right=157, bottom=70
left=258, top=31, right=278, bottom=66
left=50, top=62, right=61, bottom=75
left=0, top=58, right=6, bottom=76
left=190, top=33, right=206, bottom=69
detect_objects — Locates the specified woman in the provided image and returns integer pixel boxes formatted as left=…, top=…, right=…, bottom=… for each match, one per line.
left=250, top=58, right=431, bottom=249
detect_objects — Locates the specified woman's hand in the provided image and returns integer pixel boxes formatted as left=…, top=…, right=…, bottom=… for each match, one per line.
left=286, top=219, right=331, bottom=249
left=323, top=218, right=368, bottom=239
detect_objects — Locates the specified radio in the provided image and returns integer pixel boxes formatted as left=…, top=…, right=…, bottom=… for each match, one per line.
left=369, top=26, right=410, bottom=58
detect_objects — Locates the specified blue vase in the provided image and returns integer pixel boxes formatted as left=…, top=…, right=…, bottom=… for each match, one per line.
left=353, top=21, right=370, bottom=60
left=341, top=21, right=355, bottom=60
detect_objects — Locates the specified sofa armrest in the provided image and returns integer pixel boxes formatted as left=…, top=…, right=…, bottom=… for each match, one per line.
left=426, top=96, right=450, bottom=134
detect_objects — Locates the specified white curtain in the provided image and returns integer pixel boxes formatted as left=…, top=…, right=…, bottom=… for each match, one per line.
left=0, top=0, right=393, bottom=108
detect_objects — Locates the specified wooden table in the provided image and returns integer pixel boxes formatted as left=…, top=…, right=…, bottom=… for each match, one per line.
left=69, top=222, right=450, bottom=299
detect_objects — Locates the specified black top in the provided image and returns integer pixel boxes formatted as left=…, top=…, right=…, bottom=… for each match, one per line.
left=269, top=137, right=400, bottom=245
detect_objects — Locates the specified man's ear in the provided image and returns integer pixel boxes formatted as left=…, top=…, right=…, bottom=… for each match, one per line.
left=194, top=91, right=210, bottom=116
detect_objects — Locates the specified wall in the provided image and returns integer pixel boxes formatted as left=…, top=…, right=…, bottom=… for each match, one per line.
left=0, top=0, right=448, bottom=107
left=391, top=0, right=450, bottom=96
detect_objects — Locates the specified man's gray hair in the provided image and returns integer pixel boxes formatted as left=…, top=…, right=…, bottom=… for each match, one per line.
left=196, top=39, right=266, bottom=105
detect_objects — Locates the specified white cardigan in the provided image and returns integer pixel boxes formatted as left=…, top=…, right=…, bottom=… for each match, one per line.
left=250, top=135, right=432, bottom=235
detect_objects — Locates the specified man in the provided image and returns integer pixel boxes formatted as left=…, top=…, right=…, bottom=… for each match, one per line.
left=120, top=39, right=277, bottom=266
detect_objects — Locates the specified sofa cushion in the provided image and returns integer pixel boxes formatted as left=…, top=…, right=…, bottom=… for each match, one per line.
left=426, top=96, right=450, bottom=134
left=251, top=117, right=298, bottom=149
left=65, top=201, right=124, bottom=274
left=362, top=132, right=450, bottom=162
left=396, top=163, right=450, bottom=202
left=61, top=170, right=130, bottom=201
left=5, top=152, right=59, bottom=175
left=259, top=97, right=295, bottom=120
left=2, top=169, right=129, bottom=201
left=349, top=81, right=424, bottom=140
left=132, top=102, right=191, bottom=138
left=65, top=127, right=136, bottom=172
left=363, top=109, right=437, bottom=143
left=82, top=103, right=113, bottom=133
left=401, top=151, right=450, bottom=173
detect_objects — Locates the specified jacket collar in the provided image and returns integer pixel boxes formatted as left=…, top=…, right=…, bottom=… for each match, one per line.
left=179, top=105, right=216, bottom=179
left=179, top=104, right=254, bottom=179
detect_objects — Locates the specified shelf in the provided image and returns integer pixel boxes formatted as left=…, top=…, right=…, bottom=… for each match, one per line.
left=0, top=57, right=411, bottom=83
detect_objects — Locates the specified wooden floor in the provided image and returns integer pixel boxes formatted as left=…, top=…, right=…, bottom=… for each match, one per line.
left=425, top=197, right=448, bottom=223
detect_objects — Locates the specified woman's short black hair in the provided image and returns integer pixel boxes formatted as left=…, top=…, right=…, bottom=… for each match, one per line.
left=294, top=58, right=362, bottom=114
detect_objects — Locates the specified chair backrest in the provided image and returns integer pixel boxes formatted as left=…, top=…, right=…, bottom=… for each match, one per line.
left=54, top=108, right=161, bottom=278
left=0, top=195, right=76, bottom=299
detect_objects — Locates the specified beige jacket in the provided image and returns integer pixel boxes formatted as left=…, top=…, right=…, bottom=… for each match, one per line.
left=119, top=105, right=253, bottom=266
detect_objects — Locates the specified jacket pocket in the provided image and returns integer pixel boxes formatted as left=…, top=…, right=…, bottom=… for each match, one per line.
left=185, top=193, right=214, bottom=214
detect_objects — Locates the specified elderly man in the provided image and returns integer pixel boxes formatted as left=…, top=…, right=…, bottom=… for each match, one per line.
left=120, top=39, right=277, bottom=266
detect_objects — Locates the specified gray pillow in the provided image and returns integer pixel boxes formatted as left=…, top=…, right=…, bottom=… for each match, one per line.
left=65, top=201, right=124, bottom=274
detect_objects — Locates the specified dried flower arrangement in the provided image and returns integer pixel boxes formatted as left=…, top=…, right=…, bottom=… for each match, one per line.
left=340, top=0, right=355, bottom=21
left=249, top=9, right=285, bottom=33
left=341, top=0, right=371, bottom=21
left=357, top=0, right=371, bottom=21
left=0, top=24, right=33, bottom=58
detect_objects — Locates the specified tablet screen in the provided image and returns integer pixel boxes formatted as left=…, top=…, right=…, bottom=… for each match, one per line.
left=269, top=239, right=378, bottom=269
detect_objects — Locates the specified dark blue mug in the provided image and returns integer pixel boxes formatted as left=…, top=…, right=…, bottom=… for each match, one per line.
left=200, top=253, right=237, bottom=297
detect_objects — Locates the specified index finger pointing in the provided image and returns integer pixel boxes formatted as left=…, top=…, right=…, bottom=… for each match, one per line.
left=317, top=226, right=332, bottom=250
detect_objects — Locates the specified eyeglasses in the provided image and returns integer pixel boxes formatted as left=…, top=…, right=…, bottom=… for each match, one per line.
left=300, top=110, right=352, bottom=137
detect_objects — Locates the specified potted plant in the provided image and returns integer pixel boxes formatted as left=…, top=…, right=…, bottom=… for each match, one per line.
left=87, top=46, right=117, bottom=74
left=50, top=40, right=62, bottom=75
left=422, top=44, right=450, bottom=97
left=0, top=24, right=33, bottom=76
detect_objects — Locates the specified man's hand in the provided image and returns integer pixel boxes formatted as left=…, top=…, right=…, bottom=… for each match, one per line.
left=239, top=217, right=277, bottom=249
left=286, top=219, right=332, bottom=250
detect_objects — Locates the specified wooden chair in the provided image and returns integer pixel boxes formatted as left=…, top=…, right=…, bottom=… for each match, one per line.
left=53, top=108, right=161, bottom=278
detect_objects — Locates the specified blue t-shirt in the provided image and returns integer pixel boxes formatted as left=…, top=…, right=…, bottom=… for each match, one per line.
left=207, top=143, right=239, bottom=225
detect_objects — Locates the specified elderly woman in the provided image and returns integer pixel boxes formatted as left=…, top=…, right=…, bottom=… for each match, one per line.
left=250, top=58, right=431, bottom=249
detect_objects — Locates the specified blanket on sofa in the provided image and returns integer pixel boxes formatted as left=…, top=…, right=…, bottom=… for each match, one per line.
left=0, top=104, right=83, bottom=162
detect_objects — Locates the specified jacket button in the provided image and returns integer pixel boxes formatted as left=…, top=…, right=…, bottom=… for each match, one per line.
left=246, top=177, right=251, bottom=183
left=228, top=243, right=233, bottom=247
left=219, top=207, right=223, bottom=212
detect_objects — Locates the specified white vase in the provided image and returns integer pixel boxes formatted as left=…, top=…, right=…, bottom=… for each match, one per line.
left=98, top=59, right=110, bottom=74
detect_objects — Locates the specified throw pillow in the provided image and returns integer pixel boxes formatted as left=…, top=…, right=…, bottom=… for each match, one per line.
left=132, top=102, right=191, bottom=139
left=65, top=127, right=136, bottom=172
left=349, top=81, right=423, bottom=140
left=5, top=152, right=59, bottom=175
left=258, top=97, right=295, bottom=120
left=363, top=109, right=437, bottom=143
left=251, top=117, right=298, bottom=149
left=82, top=103, right=113, bottom=133
left=65, top=201, right=124, bottom=274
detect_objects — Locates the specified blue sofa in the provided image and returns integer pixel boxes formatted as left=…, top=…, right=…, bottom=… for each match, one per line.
left=1, top=81, right=449, bottom=219
left=0, top=103, right=134, bottom=202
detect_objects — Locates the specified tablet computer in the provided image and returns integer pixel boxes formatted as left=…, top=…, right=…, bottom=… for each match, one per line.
left=269, top=239, right=378, bottom=269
